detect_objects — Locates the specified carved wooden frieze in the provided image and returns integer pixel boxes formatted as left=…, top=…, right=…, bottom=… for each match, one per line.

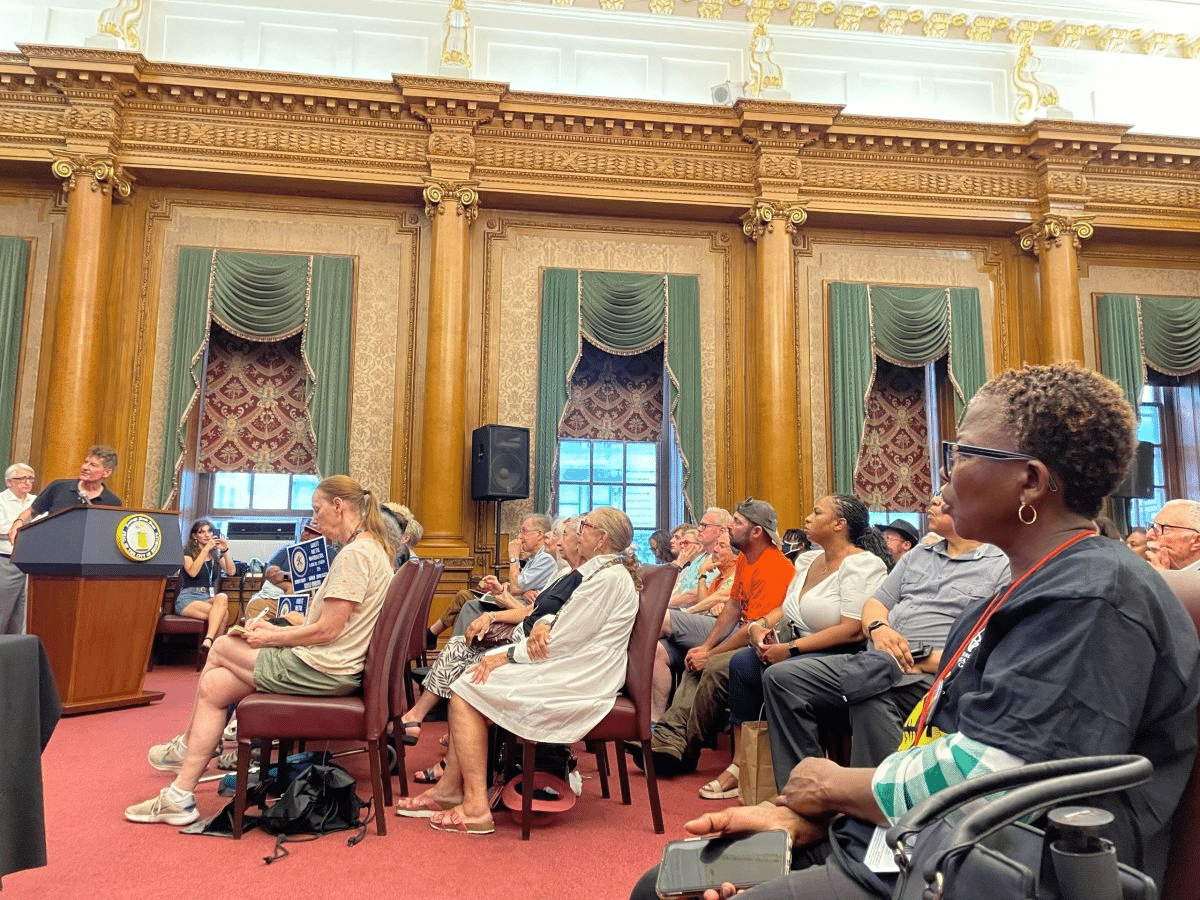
left=1, top=45, right=1199, bottom=235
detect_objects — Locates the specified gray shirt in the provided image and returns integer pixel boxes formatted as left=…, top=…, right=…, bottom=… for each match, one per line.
left=874, top=538, right=1010, bottom=649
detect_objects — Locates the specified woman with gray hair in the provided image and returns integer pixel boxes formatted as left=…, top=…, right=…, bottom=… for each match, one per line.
left=397, top=506, right=641, bottom=833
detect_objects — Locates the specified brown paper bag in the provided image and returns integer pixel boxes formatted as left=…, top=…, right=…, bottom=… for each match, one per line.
left=738, top=720, right=777, bottom=806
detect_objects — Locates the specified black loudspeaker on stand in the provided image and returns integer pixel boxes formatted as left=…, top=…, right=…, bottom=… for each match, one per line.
left=471, top=425, right=530, bottom=501
left=471, top=424, right=531, bottom=577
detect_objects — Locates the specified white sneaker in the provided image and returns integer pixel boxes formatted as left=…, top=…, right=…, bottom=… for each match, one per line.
left=124, top=787, right=199, bottom=825
left=222, top=715, right=237, bottom=743
left=148, top=734, right=187, bottom=772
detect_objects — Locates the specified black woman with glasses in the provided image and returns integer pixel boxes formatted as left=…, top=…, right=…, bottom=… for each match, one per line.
left=1146, top=499, right=1200, bottom=571
left=628, top=363, right=1199, bottom=900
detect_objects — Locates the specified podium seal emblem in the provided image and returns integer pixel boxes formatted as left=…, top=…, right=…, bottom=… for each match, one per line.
left=116, top=514, right=163, bottom=562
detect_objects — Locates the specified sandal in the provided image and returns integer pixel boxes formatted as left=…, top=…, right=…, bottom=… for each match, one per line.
left=439, top=733, right=450, bottom=749
left=395, top=793, right=457, bottom=818
left=200, top=637, right=214, bottom=653
left=399, top=721, right=422, bottom=746
left=429, top=806, right=494, bottom=835
left=414, top=759, right=447, bottom=784
left=699, top=764, right=740, bottom=800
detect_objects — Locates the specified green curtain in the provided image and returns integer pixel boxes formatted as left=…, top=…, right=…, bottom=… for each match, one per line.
left=158, top=248, right=213, bottom=506
left=829, top=283, right=873, bottom=494
left=535, top=268, right=582, bottom=512
left=534, top=268, right=704, bottom=518
left=1140, top=295, right=1200, bottom=376
left=829, top=282, right=986, bottom=494
left=1095, top=294, right=1144, bottom=412
left=211, top=251, right=309, bottom=339
left=667, top=275, right=704, bottom=521
left=580, top=271, right=667, bottom=353
left=159, top=248, right=353, bottom=506
left=0, top=237, right=31, bottom=473
left=948, top=288, right=987, bottom=422
left=307, top=256, right=353, bottom=477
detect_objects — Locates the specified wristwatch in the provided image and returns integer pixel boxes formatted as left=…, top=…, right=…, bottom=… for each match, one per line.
left=506, top=645, right=517, bottom=663
left=866, top=620, right=887, bottom=634
left=788, top=642, right=802, bottom=657
left=509, top=557, right=520, bottom=564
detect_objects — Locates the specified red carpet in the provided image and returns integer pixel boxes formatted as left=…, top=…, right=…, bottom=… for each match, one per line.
left=9, top=666, right=738, bottom=899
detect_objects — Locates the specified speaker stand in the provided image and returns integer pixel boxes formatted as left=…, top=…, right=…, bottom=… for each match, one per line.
left=493, top=499, right=505, bottom=578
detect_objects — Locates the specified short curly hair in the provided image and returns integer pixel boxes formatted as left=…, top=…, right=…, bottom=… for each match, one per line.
left=975, top=363, right=1135, bottom=519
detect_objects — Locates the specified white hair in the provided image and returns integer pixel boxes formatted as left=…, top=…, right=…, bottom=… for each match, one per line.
left=5, top=463, right=33, bottom=480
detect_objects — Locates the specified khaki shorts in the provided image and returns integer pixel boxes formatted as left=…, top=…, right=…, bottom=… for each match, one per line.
left=252, top=647, right=360, bottom=696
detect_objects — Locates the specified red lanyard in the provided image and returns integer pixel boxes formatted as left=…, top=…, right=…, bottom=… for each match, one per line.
left=910, top=528, right=1096, bottom=742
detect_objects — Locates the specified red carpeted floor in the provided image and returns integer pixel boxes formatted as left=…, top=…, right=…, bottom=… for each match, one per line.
left=9, top=665, right=740, bottom=899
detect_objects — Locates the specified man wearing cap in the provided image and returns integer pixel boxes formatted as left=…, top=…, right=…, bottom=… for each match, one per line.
left=635, top=498, right=795, bottom=776
left=879, top=519, right=919, bottom=564
left=762, top=493, right=1009, bottom=786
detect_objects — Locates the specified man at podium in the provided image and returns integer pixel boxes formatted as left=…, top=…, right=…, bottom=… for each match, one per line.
left=7, top=446, right=122, bottom=544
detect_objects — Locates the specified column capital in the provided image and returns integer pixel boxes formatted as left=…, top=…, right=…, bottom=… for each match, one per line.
left=741, top=199, right=807, bottom=241
left=50, top=150, right=133, bottom=199
left=1017, top=214, right=1094, bottom=256
left=423, top=179, right=480, bottom=223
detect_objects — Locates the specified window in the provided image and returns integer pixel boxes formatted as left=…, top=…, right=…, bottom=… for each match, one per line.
left=1128, top=384, right=1169, bottom=527
left=557, top=439, right=679, bottom=562
left=198, top=471, right=320, bottom=538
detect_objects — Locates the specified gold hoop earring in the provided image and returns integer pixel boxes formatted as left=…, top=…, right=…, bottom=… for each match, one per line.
left=1018, top=502, right=1037, bottom=526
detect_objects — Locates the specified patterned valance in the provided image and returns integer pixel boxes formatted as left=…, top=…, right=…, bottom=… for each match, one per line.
left=854, top=360, right=933, bottom=510
left=560, top=341, right=664, bottom=442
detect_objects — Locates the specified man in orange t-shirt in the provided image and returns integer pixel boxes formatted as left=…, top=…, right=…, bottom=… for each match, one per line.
left=637, top=498, right=796, bottom=776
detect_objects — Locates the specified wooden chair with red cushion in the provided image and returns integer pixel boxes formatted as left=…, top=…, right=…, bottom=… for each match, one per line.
left=230, top=559, right=424, bottom=838
left=508, top=563, right=678, bottom=839
left=149, top=576, right=205, bottom=671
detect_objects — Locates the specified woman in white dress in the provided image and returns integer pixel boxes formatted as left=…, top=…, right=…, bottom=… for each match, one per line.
left=396, top=506, right=640, bottom=834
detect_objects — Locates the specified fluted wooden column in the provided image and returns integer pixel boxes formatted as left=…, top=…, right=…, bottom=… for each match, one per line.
left=742, top=200, right=807, bottom=530
left=413, top=181, right=477, bottom=555
left=1017, top=215, right=1092, bottom=364
left=40, top=152, right=129, bottom=477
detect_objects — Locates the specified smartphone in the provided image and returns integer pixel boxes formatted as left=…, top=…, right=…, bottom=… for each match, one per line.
left=910, top=644, right=933, bottom=661
left=655, top=830, right=792, bottom=899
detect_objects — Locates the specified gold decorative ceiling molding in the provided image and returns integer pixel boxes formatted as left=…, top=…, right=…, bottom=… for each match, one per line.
left=505, top=0, right=1200, bottom=58
left=1, top=46, right=1197, bottom=233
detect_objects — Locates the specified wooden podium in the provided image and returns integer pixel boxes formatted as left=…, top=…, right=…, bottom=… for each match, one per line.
left=12, top=506, right=183, bottom=715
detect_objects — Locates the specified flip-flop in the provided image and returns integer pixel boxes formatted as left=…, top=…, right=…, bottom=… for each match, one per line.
left=399, top=721, right=421, bottom=746
left=395, top=793, right=457, bottom=818
left=429, top=807, right=495, bottom=835
left=699, top=764, right=740, bottom=800
left=414, top=760, right=447, bottom=784
left=438, top=734, right=450, bottom=749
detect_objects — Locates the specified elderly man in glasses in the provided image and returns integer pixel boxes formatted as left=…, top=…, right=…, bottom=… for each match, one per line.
left=0, top=463, right=37, bottom=634
left=1146, top=499, right=1200, bottom=572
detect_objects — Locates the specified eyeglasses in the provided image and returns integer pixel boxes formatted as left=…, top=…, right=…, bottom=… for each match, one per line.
left=578, top=520, right=600, bottom=535
left=1150, top=521, right=1200, bottom=537
left=8, top=476, right=34, bottom=482
left=698, top=521, right=727, bottom=532
left=677, top=540, right=698, bottom=548
left=941, top=440, right=1040, bottom=476
left=519, top=527, right=544, bottom=535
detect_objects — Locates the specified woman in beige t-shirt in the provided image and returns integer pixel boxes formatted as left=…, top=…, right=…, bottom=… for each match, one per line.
left=124, top=475, right=396, bottom=828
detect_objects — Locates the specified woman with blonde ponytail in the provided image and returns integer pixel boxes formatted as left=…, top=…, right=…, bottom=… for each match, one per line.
left=397, top=507, right=641, bottom=834
left=126, top=475, right=395, bottom=828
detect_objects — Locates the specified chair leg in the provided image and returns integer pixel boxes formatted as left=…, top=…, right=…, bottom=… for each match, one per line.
left=520, top=739, right=537, bottom=841
left=233, top=738, right=252, bottom=839
left=614, top=741, right=632, bottom=805
left=378, top=736, right=394, bottom=807
left=368, top=738, right=388, bottom=836
left=591, top=741, right=611, bottom=799
left=394, top=732, right=409, bottom=799
left=640, top=739, right=665, bottom=834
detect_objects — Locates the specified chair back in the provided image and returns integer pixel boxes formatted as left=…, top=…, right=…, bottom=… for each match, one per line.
left=623, top=564, right=678, bottom=738
left=389, top=560, right=444, bottom=717
left=360, top=560, right=423, bottom=740
left=1158, top=568, right=1200, bottom=900
left=405, top=559, right=444, bottom=664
